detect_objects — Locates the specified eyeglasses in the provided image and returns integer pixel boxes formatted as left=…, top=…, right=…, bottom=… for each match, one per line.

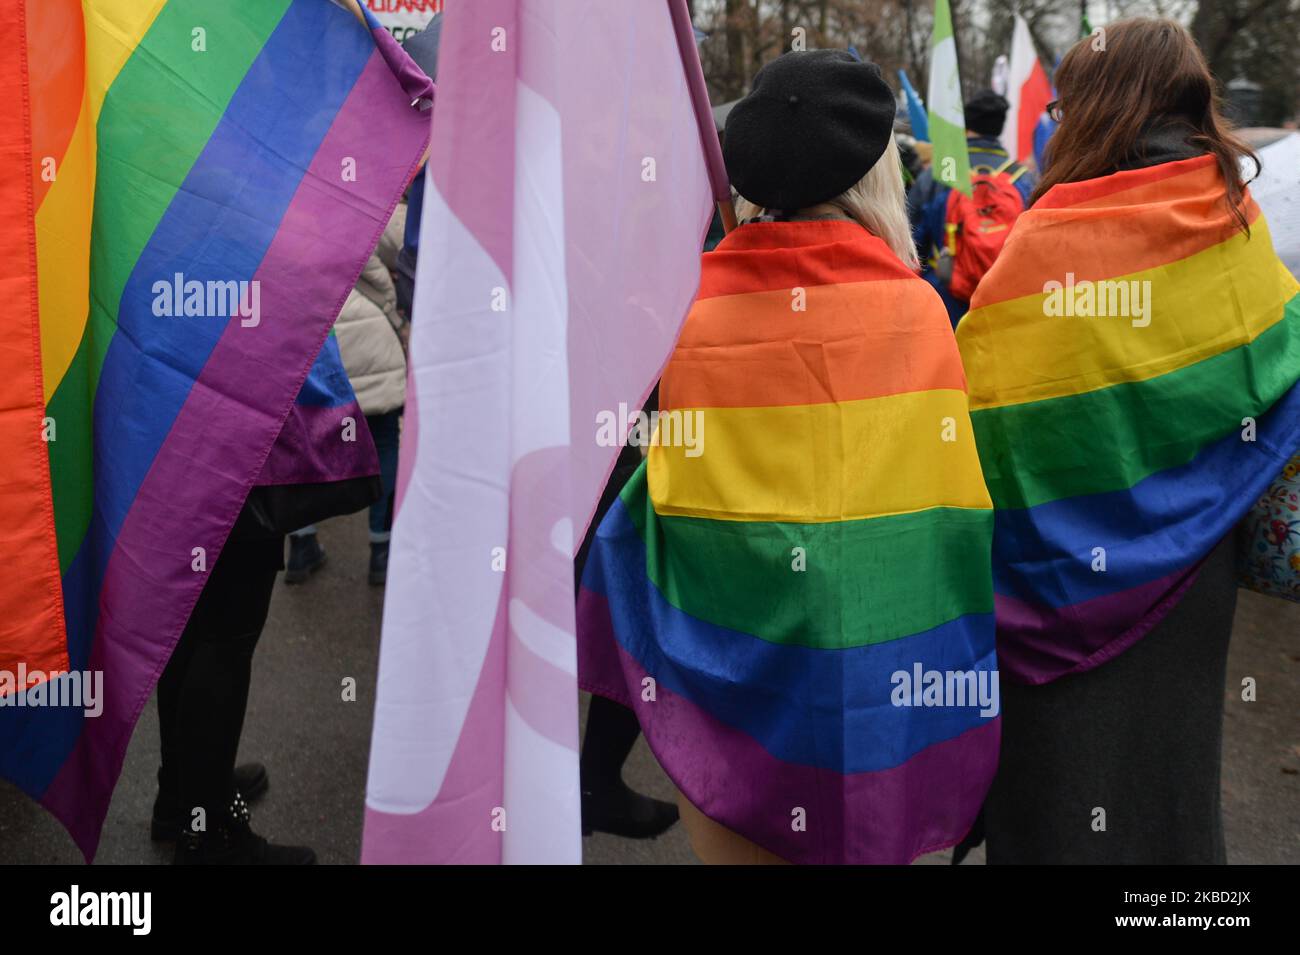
left=1046, top=100, right=1063, bottom=122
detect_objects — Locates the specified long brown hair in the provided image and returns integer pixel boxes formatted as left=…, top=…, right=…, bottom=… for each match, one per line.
left=1033, top=18, right=1258, bottom=232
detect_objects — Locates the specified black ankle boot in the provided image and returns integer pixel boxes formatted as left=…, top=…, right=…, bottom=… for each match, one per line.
left=152, top=763, right=269, bottom=842
left=173, top=793, right=316, bottom=865
left=368, top=541, right=389, bottom=586
left=284, top=533, right=326, bottom=584
left=581, top=782, right=679, bottom=839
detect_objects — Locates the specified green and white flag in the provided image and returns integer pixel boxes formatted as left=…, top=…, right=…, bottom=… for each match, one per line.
left=927, top=0, right=971, bottom=196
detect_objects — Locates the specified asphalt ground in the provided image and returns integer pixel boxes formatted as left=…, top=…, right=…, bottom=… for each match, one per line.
left=1, top=509, right=1296, bottom=864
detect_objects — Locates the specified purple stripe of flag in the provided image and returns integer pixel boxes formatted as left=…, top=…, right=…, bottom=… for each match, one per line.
left=994, top=560, right=1205, bottom=685
left=363, top=12, right=435, bottom=107
left=577, top=588, right=999, bottom=864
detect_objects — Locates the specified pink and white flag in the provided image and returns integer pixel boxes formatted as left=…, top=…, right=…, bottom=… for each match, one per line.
left=361, top=0, right=719, bottom=863
left=1000, top=14, right=1053, bottom=164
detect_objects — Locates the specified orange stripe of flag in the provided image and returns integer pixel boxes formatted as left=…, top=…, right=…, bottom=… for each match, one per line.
left=1033, top=153, right=1213, bottom=210
left=662, top=277, right=966, bottom=410
left=27, top=0, right=85, bottom=212
left=973, top=161, right=1260, bottom=309
left=698, top=221, right=918, bottom=301
left=0, top=1, right=69, bottom=687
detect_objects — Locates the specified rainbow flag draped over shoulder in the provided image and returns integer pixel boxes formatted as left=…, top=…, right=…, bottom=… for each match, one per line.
left=577, top=220, right=1000, bottom=865
left=957, top=155, right=1300, bottom=685
left=0, top=0, right=430, bottom=858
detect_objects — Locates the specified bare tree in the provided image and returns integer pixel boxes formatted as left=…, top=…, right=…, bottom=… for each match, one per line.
left=691, top=0, right=1298, bottom=124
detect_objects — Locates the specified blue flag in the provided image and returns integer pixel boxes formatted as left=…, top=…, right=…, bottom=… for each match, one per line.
left=898, top=68, right=929, bottom=142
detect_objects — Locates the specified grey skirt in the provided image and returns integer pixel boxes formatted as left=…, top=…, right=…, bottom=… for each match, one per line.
left=983, top=535, right=1237, bottom=864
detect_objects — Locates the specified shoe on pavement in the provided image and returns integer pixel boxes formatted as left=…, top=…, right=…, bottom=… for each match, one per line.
left=368, top=541, right=389, bottom=587
left=284, top=533, right=327, bottom=584
left=152, top=762, right=269, bottom=842
left=173, top=793, right=316, bottom=865
left=581, top=782, right=679, bottom=840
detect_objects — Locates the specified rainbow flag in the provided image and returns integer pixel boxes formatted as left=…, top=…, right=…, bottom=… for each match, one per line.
left=577, top=220, right=1000, bottom=865
left=957, top=155, right=1300, bottom=684
left=0, top=0, right=430, bottom=858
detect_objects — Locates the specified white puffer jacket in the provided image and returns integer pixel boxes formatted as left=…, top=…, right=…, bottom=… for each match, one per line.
left=335, top=208, right=407, bottom=416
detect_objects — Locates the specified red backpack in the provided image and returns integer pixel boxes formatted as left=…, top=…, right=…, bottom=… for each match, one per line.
left=941, top=157, right=1027, bottom=302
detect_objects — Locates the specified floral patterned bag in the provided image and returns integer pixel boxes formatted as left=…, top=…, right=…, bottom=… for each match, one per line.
left=1238, top=453, right=1300, bottom=602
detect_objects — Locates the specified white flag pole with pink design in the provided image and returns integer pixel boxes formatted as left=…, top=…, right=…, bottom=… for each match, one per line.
left=362, top=0, right=725, bottom=864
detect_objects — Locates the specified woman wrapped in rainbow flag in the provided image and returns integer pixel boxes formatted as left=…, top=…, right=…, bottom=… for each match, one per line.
left=577, top=51, right=1001, bottom=864
left=957, top=18, right=1300, bottom=864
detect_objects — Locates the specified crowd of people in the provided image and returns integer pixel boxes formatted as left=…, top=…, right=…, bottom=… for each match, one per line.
left=145, top=15, right=1297, bottom=865
left=576, top=16, right=1298, bottom=865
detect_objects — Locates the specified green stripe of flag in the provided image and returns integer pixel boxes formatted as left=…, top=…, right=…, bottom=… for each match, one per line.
left=973, top=292, right=1300, bottom=510
left=622, top=467, right=994, bottom=650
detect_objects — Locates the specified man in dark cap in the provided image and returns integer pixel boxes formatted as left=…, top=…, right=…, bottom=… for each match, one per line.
left=907, top=89, right=1036, bottom=325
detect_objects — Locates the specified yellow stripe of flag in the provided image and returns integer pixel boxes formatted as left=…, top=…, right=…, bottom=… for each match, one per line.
left=35, top=0, right=168, bottom=402
left=646, top=389, right=991, bottom=524
left=959, top=217, right=1298, bottom=411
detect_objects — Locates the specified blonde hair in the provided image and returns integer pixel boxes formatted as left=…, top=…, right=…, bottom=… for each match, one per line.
left=733, top=133, right=919, bottom=271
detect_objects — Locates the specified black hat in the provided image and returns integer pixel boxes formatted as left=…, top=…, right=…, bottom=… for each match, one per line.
left=963, top=90, right=1009, bottom=136
left=723, top=50, right=897, bottom=211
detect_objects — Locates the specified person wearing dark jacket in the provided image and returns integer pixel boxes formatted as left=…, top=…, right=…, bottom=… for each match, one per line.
left=908, top=90, right=1035, bottom=324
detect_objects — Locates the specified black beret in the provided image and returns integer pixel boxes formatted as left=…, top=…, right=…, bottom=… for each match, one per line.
left=723, top=50, right=897, bottom=211
left=964, top=90, right=1010, bottom=136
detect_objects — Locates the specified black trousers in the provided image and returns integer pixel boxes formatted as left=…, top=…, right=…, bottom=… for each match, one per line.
left=983, top=535, right=1237, bottom=864
left=156, top=537, right=283, bottom=829
left=576, top=439, right=648, bottom=788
